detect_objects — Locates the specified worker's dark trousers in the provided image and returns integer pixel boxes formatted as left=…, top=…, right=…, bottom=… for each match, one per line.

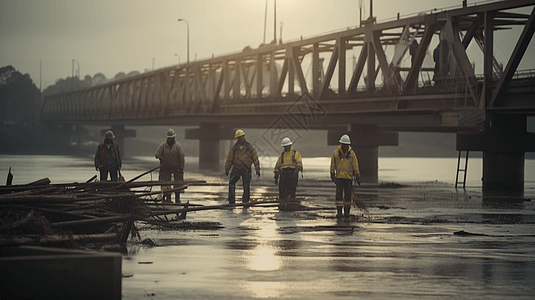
left=159, top=168, right=184, bottom=203
left=279, top=169, right=297, bottom=201
left=335, top=178, right=352, bottom=207
left=228, top=167, right=251, bottom=204
left=100, top=168, right=118, bottom=182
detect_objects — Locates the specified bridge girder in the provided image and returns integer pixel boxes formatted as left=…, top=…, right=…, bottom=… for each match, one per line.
left=41, top=0, right=535, bottom=131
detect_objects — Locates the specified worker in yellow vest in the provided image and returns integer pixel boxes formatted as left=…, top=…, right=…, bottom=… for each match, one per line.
left=274, top=137, right=303, bottom=202
left=330, top=134, right=361, bottom=218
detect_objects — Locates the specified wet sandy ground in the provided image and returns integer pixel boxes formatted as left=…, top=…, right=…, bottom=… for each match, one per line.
left=1, top=155, right=533, bottom=299
left=121, top=177, right=535, bottom=299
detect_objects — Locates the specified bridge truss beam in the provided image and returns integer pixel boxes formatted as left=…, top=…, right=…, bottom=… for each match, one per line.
left=41, top=0, right=535, bottom=129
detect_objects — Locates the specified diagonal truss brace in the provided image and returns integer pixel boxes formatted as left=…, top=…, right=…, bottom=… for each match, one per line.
left=490, top=6, right=535, bottom=107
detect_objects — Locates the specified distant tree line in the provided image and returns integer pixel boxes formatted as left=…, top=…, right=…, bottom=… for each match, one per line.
left=41, top=70, right=141, bottom=97
left=0, top=65, right=141, bottom=154
left=0, top=66, right=41, bottom=126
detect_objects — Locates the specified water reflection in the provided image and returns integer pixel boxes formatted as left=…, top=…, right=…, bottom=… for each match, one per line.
left=247, top=217, right=281, bottom=271
left=275, top=239, right=302, bottom=254
left=241, top=281, right=285, bottom=299
left=225, top=211, right=285, bottom=298
left=249, top=247, right=280, bottom=271
left=482, top=190, right=526, bottom=209
left=482, top=259, right=493, bottom=287
left=482, top=213, right=525, bottom=224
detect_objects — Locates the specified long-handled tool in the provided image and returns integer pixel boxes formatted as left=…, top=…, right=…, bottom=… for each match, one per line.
left=352, top=179, right=368, bottom=214
left=6, top=167, right=13, bottom=185
left=113, top=166, right=161, bottom=189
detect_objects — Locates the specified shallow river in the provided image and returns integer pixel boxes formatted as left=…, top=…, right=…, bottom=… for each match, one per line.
left=1, top=155, right=535, bottom=299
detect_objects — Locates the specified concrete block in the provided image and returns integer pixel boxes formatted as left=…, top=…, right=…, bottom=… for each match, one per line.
left=0, top=246, right=121, bottom=300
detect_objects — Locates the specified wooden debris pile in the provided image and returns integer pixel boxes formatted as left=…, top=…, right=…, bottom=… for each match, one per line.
left=0, top=170, right=280, bottom=251
left=0, top=173, right=192, bottom=250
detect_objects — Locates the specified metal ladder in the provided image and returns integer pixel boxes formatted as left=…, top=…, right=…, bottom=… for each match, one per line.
left=455, top=151, right=469, bottom=189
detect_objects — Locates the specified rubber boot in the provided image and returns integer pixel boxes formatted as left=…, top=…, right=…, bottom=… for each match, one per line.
left=344, top=205, right=351, bottom=217
left=336, top=206, right=343, bottom=218
left=278, top=196, right=285, bottom=210
left=175, top=192, right=181, bottom=203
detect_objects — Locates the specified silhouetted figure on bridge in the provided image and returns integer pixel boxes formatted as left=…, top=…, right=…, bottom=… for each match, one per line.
left=433, top=41, right=450, bottom=82
left=155, top=129, right=185, bottom=203
left=433, top=43, right=440, bottom=76
left=409, top=39, right=419, bottom=66
left=225, top=129, right=260, bottom=205
left=330, top=134, right=360, bottom=219
left=94, top=130, right=122, bottom=182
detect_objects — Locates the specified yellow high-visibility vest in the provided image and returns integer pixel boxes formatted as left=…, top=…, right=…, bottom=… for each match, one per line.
left=330, top=145, right=359, bottom=180
left=274, top=148, right=303, bottom=174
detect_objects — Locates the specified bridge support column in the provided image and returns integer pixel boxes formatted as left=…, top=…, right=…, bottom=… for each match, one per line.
left=482, top=152, right=524, bottom=191
left=328, top=125, right=398, bottom=183
left=199, top=123, right=220, bottom=171
left=457, top=114, right=535, bottom=192
left=186, top=124, right=234, bottom=171
left=101, top=125, right=136, bottom=157
left=59, top=124, right=85, bottom=150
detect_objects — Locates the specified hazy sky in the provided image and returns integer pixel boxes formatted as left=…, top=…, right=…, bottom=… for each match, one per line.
left=1, top=0, right=533, bottom=90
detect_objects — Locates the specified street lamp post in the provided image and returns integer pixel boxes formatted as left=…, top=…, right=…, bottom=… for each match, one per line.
left=177, top=18, right=189, bottom=64
left=39, top=59, right=42, bottom=92
left=72, top=59, right=80, bottom=79
left=279, top=21, right=284, bottom=44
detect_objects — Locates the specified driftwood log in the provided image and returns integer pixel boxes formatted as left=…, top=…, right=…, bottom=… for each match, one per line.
left=0, top=233, right=119, bottom=246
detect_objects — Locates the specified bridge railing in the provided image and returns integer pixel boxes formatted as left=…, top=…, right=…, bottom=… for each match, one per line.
left=512, top=69, right=535, bottom=80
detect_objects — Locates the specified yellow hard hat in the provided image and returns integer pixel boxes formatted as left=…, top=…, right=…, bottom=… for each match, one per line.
left=235, top=129, right=245, bottom=138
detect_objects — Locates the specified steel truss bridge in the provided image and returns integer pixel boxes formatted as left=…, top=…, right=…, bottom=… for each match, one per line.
left=41, top=0, right=535, bottom=189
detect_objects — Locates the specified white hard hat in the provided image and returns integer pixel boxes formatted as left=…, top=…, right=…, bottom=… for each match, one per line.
left=281, top=137, right=292, bottom=147
left=339, top=134, right=351, bottom=145
left=166, top=128, right=176, bottom=138
left=105, top=131, right=115, bottom=139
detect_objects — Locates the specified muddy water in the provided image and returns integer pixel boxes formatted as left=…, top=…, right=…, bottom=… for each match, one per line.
left=1, top=155, right=535, bottom=299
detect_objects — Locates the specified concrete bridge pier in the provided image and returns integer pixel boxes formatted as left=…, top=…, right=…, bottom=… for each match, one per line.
left=52, top=124, right=85, bottom=149
left=199, top=123, right=220, bottom=171
left=100, top=125, right=136, bottom=156
left=186, top=123, right=234, bottom=171
left=457, top=114, right=535, bottom=192
left=328, top=125, right=398, bottom=183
